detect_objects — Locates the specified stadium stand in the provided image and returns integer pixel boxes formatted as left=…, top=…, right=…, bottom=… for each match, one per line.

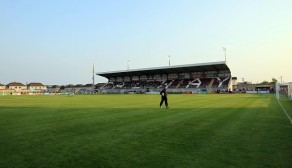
left=96, top=61, right=232, bottom=94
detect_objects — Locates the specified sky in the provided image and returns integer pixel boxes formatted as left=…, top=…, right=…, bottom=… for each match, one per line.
left=0, top=0, right=291, bottom=85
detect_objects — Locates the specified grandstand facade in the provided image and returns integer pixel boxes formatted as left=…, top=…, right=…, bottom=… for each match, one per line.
left=96, top=61, right=232, bottom=94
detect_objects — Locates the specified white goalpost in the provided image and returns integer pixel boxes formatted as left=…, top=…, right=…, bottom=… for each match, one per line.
left=276, top=82, right=292, bottom=125
left=276, top=82, right=292, bottom=100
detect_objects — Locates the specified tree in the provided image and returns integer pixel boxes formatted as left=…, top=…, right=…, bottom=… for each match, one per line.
left=272, top=78, right=278, bottom=83
left=261, top=78, right=277, bottom=84
left=261, top=81, right=269, bottom=85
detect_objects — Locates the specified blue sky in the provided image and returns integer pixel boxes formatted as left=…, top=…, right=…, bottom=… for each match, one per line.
left=1, top=0, right=291, bottom=85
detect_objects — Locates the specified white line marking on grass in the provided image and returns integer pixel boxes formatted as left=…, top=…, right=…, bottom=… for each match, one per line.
left=278, top=100, right=292, bottom=125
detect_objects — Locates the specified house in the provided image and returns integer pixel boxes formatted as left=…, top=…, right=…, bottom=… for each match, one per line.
left=0, top=83, right=5, bottom=90
left=7, top=82, right=27, bottom=91
left=47, top=85, right=61, bottom=93
left=27, top=82, right=47, bottom=93
left=64, top=84, right=75, bottom=93
left=6, top=82, right=27, bottom=94
left=74, top=84, right=94, bottom=94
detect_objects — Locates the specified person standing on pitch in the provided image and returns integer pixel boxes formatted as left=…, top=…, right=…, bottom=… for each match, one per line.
left=160, top=84, right=169, bottom=109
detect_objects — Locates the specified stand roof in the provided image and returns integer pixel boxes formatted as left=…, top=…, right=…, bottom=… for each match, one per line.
left=97, top=61, right=230, bottom=79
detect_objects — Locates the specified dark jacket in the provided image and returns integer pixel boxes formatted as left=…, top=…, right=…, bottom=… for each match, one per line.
left=160, top=88, right=167, bottom=97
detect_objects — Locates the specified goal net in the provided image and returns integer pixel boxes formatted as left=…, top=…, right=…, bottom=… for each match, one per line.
left=276, top=82, right=292, bottom=100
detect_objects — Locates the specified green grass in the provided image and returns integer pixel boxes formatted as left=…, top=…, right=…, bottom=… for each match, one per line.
left=0, top=94, right=292, bottom=168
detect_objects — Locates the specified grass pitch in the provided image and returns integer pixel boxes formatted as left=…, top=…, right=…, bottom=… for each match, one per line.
left=0, top=94, right=292, bottom=168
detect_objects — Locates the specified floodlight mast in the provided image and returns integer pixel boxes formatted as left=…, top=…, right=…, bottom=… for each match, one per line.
left=92, top=64, right=95, bottom=94
left=168, top=55, right=171, bottom=66
left=222, top=47, right=227, bottom=62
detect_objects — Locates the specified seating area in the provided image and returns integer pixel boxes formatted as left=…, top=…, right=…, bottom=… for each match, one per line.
left=95, top=62, right=232, bottom=93
left=98, top=77, right=231, bottom=91
left=101, top=82, right=115, bottom=89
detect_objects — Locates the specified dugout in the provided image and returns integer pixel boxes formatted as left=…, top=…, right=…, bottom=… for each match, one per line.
left=255, top=85, right=274, bottom=94
left=236, top=83, right=275, bottom=94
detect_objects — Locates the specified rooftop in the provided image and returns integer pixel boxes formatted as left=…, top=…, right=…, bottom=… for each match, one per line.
left=97, top=61, right=230, bottom=79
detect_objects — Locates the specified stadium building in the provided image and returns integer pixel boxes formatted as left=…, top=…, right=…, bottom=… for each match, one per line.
left=96, top=61, right=232, bottom=94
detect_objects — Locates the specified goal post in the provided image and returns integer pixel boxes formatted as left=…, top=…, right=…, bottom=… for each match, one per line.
left=276, top=82, right=292, bottom=100
left=289, top=82, right=292, bottom=100
left=276, top=82, right=280, bottom=100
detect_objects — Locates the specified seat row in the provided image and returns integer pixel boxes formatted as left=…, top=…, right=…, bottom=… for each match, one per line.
left=98, top=77, right=230, bottom=90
